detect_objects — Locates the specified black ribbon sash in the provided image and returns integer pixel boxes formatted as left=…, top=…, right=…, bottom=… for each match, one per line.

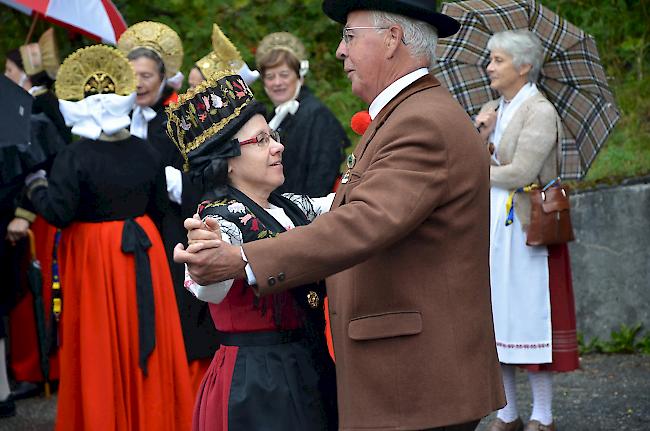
left=121, top=218, right=155, bottom=376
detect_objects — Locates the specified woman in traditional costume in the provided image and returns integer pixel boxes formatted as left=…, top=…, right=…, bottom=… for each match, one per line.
left=189, top=24, right=259, bottom=89
left=4, top=28, right=69, bottom=402
left=118, top=21, right=221, bottom=391
left=166, top=71, right=337, bottom=431
left=474, top=30, right=579, bottom=431
left=256, top=32, right=350, bottom=197
left=24, top=45, right=193, bottom=430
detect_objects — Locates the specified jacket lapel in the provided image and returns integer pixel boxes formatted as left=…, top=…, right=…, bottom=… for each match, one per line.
left=332, top=74, right=439, bottom=210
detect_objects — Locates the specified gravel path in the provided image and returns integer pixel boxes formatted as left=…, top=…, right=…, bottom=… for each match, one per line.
left=2, top=354, right=648, bottom=430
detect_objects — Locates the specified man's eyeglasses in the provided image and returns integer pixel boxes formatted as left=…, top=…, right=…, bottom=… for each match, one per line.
left=239, top=130, right=281, bottom=148
left=341, top=26, right=389, bottom=45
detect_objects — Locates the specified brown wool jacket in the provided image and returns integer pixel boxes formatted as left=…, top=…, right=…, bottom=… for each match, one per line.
left=244, top=74, right=505, bottom=430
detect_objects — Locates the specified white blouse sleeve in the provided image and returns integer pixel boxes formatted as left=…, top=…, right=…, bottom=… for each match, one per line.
left=282, top=192, right=335, bottom=221
left=184, top=215, right=242, bottom=304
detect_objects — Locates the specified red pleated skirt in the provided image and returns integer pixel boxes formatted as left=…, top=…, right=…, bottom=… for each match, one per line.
left=9, top=216, right=60, bottom=382
left=54, top=216, right=193, bottom=430
left=520, top=243, right=580, bottom=372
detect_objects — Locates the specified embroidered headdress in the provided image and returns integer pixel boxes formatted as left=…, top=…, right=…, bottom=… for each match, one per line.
left=55, top=45, right=136, bottom=101
left=117, top=21, right=184, bottom=78
left=255, top=32, right=309, bottom=77
left=166, top=70, right=265, bottom=175
left=20, top=28, right=60, bottom=79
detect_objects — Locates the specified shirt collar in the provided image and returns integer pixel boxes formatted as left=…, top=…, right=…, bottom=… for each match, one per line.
left=368, top=68, right=429, bottom=120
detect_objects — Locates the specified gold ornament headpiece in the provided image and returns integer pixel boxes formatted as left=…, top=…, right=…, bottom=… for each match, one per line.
left=20, top=28, right=60, bottom=79
left=117, top=21, right=183, bottom=78
left=195, top=24, right=245, bottom=81
left=255, top=32, right=307, bottom=69
left=55, top=45, right=136, bottom=101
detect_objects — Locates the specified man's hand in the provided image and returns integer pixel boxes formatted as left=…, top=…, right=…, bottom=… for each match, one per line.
left=173, top=214, right=246, bottom=285
left=6, top=218, right=30, bottom=245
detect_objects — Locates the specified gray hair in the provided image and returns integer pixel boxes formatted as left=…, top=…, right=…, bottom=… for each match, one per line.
left=487, top=30, right=544, bottom=82
left=127, top=47, right=166, bottom=80
left=371, top=11, right=439, bottom=68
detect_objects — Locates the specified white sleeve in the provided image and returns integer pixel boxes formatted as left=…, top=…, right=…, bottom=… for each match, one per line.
left=311, top=193, right=335, bottom=215
left=183, top=216, right=241, bottom=303
left=165, top=166, right=183, bottom=205
left=282, top=192, right=335, bottom=221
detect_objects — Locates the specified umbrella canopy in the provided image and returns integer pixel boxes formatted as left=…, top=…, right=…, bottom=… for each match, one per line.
left=0, top=0, right=127, bottom=44
left=0, top=74, right=32, bottom=148
left=432, top=0, right=620, bottom=180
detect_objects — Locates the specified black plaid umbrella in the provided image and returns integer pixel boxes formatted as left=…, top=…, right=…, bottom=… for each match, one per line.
left=431, top=0, right=620, bottom=180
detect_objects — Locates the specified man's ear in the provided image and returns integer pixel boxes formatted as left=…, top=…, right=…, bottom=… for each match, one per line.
left=385, top=25, right=403, bottom=58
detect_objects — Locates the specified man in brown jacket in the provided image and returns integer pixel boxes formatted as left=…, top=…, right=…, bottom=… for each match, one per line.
left=175, top=1, right=505, bottom=429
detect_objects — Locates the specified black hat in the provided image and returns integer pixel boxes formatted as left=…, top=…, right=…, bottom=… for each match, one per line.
left=166, top=71, right=265, bottom=177
left=322, top=0, right=460, bottom=38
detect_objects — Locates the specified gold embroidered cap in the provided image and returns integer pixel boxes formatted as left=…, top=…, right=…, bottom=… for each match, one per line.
left=55, top=45, right=136, bottom=101
left=255, top=32, right=307, bottom=68
left=117, top=21, right=183, bottom=78
left=20, top=28, right=60, bottom=79
left=166, top=70, right=265, bottom=173
left=195, top=24, right=245, bottom=81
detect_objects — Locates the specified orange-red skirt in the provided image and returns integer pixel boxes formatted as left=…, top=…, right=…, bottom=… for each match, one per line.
left=55, top=216, right=193, bottom=431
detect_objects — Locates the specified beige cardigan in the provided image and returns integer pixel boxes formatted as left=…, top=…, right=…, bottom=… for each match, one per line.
left=479, top=92, right=561, bottom=228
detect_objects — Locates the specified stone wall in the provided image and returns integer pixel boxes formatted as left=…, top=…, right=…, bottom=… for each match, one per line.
left=569, top=179, right=650, bottom=341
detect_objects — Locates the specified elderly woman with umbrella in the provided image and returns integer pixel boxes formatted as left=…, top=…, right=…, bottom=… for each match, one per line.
left=474, top=29, right=579, bottom=431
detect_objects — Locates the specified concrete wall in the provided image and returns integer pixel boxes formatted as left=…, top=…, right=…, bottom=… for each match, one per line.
left=569, top=179, right=650, bottom=341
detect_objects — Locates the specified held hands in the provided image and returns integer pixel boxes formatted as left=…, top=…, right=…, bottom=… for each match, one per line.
left=6, top=217, right=30, bottom=245
left=172, top=214, right=247, bottom=285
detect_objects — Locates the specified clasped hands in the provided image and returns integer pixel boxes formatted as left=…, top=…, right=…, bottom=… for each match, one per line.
left=173, top=214, right=247, bottom=285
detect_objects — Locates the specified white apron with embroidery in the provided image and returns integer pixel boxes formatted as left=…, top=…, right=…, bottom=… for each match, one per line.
left=489, top=83, right=552, bottom=364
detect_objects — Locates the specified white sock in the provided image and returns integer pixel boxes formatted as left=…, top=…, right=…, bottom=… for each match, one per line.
left=0, top=339, right=11, bottom=401
left=496, top=364, right=519, bottom=422
left=528, top=370, right=553, bottom=425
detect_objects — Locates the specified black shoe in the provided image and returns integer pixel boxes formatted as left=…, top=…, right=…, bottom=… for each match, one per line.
left=10, top=381, right=41, bottom=400
left=0, top=397, right=16, bottom=418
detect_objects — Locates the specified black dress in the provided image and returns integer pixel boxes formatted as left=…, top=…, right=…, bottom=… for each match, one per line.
left=145, top=87, right=220, bottom=362
left=27, top=134, right=194, bottom=430
left=271, top=86, right=350, bottom=197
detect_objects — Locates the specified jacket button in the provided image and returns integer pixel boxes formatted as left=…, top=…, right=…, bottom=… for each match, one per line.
left=278, top=272, right=285, bottom=281
left=268, top=276, right=276, bottom=286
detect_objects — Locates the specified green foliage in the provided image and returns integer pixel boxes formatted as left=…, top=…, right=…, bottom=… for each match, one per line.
left=578, top=324, right=650, bottom=355
left=1, top=0, right=648, bottom=181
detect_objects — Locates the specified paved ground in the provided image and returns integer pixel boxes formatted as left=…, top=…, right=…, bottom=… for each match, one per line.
left=1, top=354, right=649, bottom=430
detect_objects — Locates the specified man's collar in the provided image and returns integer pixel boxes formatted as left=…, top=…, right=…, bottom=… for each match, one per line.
left=368, top=68, right=429, bottom=120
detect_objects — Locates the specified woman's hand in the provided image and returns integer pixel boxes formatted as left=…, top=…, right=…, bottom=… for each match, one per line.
left=6, top=217, right=30, bottom=245
left=475, top=110, right=497, bottom=142
left=185, top=214, right=222, bottom=246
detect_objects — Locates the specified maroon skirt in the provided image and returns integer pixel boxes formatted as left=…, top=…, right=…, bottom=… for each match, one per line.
left=521, top=243, right=579, bottom=372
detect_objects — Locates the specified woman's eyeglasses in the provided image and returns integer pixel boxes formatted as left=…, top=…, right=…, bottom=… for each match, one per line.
left=239, top=130, right=281, bottom=148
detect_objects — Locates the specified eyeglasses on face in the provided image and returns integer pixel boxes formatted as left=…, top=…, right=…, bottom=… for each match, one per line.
left=239, top=130, right=281, bottom=148
left=341, top=26, right=389, bottom=44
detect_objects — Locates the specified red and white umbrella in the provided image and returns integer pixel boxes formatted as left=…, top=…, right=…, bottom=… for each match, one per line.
left=0, top=0, right=128, bottom=45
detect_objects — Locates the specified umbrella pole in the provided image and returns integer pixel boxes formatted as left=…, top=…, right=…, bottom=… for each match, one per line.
left=44, top=381, right=51, bottom=398
left=25, top=13, right=40, bottom=44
